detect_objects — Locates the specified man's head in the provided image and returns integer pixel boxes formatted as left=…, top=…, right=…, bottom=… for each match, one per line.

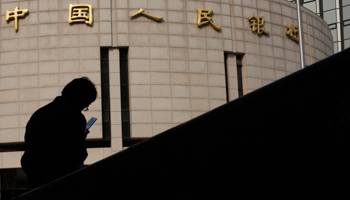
left=61, top=77, right=97, bottom=111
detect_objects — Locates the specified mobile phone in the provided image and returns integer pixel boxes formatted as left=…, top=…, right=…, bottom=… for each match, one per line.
left=85, top=117, right=97, bottom=130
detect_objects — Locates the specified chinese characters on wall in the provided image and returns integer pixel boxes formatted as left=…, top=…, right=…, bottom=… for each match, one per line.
left=5, top=7, right=29, bottom=31
left=248, top=15, right=269, bottom=35
left=5, top=4, right=93, bottom=32
left=286, top=23, right=299, bottom=42
left=197, top=8, right=221, bottom=31
left=68, top=4, right=93, bottom=25
left=130, top=8, right=163, bottom=21
left=4, top=5, right=299, bottom=43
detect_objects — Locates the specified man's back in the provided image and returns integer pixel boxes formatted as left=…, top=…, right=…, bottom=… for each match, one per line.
left=21, top=96, right=88, bottom=187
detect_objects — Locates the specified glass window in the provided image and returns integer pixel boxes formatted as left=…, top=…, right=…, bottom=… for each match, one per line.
left=324, top=10, right=337, bottom=24
left=329, top=23, right=337, bottom=29
left=344, top=25, right=350, bottom=39
left=304, top=1, right=317, bottom=12
left=304, top=0, right=316, bottom=4
left=331, top=28, right=338, bottom=41
left=344, top=39, right=350, bottom=49
left=345, top=20, right=350, bottom=26
left=323, top=0, right=336, bottom=11
left=343, top=5, right=350, bottom=20
left=343, top=0, right=350, bottom=6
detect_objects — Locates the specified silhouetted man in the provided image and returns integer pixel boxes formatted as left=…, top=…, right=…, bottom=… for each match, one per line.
left=21, top=77, right=97, bottom=188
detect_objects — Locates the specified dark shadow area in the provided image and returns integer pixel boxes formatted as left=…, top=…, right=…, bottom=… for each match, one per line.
left=0, top=139, right=110, bottom=152
left=1, top=169, right=31, bottom=200
left=17, top=48, right=350, bottom=199
left=258, top=32, right=270, bottom=38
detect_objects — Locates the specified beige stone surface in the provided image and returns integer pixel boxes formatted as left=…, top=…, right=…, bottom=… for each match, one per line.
left=151, top=85, right=171, bottom=97
left=131, top=124, right=152, bottom=137
left=85, top=148, right=104, bottom=165
left=172, top=111, right=191, bottom=123
left=0, top=128, right=20, bottom=143
left=103, top=147, right=113, bottom=158
left=1, top=151, right=23, bottom=168
left=153, top=123, right=172, bottom=135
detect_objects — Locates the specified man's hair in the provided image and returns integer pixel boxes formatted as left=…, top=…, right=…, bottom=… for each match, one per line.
left=61, top=77, right=97, bottom=106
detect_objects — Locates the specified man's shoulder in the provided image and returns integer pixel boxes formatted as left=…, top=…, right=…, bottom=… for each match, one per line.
left=31, top=98, right=84, bottom=122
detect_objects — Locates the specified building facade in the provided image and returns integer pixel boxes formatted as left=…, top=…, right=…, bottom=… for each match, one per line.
left=0, top=0, right=333, bottom=194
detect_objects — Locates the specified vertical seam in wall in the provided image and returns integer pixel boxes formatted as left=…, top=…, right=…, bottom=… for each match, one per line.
left=147, top=2, right=153, bottom=137
left=127, top=0, right=130, bottom=47
left=13, top=3, right=18, bottom=117
left=185, top=0, right=191, bottom=120
left=269, top=0, right=277, bottom=87
left=110, top=0, right=113, bottom=46
left=190, top=5, right=194, bottom=118
left=307, top=14, right=313, bottom=65
left=37, top=2, right=40, bottom=107
left=205, top=4, right=209, bottom=115
left=168, top=5, right=172, bottom=127
left=255, top=0, right=262, bottom=89
left=0, top=3, right=1, bottom=55
left=126, top=0, right=132, bottom=137
left=57, top=2, right=60, bottom=93
left=231, top=0, right=237, bottom=53
left=17, top=1, right=22, bottom=136
left=166, top=0, right=173, bottom=130
left=38, top=2, right=41, bottom=113
left=76, top=1, right=81, bottom=77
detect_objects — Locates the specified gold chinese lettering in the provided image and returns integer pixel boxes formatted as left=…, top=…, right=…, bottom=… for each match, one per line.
left=197, top=8, right=221, bottom=31
left=68, top=4, right=93, bottom=25
left=286, top=23, right=299, bottom=42
left=130, top=8, right=163, bottom=21
left=248, top=15, right=269, bottom=35
left=5, top=7, right=29, bottom=32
